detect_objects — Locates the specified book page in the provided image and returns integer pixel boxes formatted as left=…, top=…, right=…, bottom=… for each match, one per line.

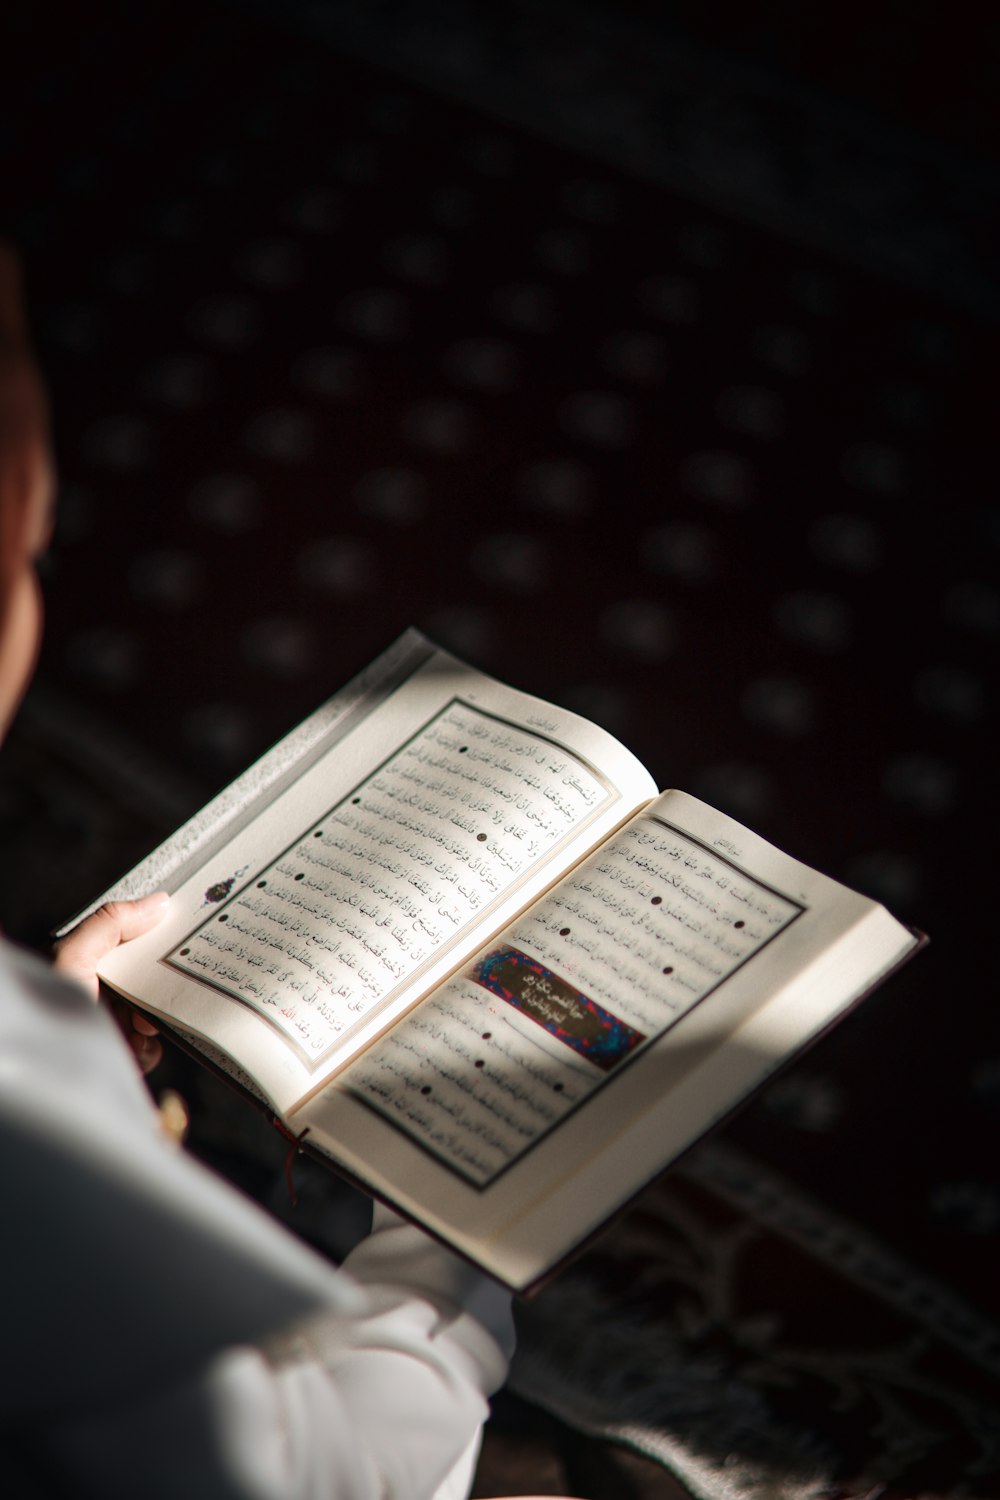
left=336, top=809, right=803, bottom=1184
left=97, top=638, right=657, bottom=1112
left=301, top=790, right=917, bottom=1289
left=165, top=702, right=614, bottom=1066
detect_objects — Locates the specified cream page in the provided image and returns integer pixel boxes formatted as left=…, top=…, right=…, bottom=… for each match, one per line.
left=339, top=808, right=803, bottom=1185
left=165, top=701, right=611, bottom=1065
left=97, top=641, right=658, bottom=1111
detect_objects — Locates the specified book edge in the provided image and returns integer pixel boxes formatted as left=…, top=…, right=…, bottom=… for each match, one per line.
left=57, top=629, right=436, bottom=937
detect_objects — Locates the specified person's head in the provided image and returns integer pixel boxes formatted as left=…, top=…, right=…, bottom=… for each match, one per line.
left=0, top=246, right=55, bottom=742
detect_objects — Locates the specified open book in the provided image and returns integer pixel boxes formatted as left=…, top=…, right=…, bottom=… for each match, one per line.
left=89, top=630, right=923, bottom=1293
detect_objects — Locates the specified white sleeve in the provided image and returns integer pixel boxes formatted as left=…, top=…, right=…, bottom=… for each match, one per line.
left=274, top=1205, right=516, bottom=1499
left=44, top=1209, right=514, bottom=1500
left=1, top=942, right=513, bottom=1499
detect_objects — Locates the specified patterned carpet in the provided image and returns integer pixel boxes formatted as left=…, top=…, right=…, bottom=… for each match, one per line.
left=2, top=2, right=998, bottom=1495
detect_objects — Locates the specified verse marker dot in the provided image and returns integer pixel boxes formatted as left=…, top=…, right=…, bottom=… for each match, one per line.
left=180, top=947, right=190, bottom=956
left=559, top=927, right=570, bottom=936
left=651, top=896, right=662, bottom=905
left=218, top=914, right=228, bottom=922
left=553, top=1082, right=564, bottom=1093
left=294, top=873, right=304, bottom=881
left=475, top=1059, right=484, bottom=1069
left=459, top=746, right=468, bottom=753
left=257, top=880, right=267, bottom=888
left=477, top=832, right=488, bottom=842
left=662, top=965, right=673, bottom=974
left=734, top=919, right=745, bottom=928
left=481, top=1031, right=492, bottom=1040
left=421, top=1085, right=432, bottom=1095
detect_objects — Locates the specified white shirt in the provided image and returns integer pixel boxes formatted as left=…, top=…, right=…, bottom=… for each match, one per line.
left=0, top=940, right=514, bottom=1498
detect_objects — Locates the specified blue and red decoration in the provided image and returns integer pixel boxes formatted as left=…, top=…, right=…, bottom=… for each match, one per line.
left=471, top=944, right=645, bottom=1072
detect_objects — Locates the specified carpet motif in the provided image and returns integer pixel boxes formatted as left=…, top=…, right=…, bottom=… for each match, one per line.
left=513, top=1144, right=1000, bottom=1498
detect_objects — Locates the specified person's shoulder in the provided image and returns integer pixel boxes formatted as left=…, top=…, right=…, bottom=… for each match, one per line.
left=0, top=934, right=91, bottom=1015
left=0, top=933, right=160, bottom=1135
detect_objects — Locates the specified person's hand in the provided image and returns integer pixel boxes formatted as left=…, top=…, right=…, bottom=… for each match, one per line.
left=53, top=892, right=170, bottom=1072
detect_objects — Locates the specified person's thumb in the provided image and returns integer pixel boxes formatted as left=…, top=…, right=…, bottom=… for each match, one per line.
left=53, top=892, right=169, bottom=997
